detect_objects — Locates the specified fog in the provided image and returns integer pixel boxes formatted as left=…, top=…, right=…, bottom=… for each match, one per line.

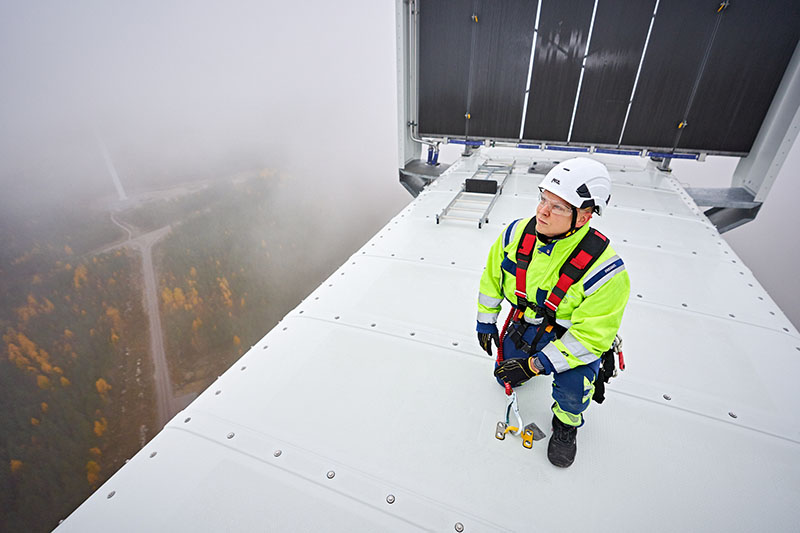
left=0, top=1, right=408, bottom=220
left=1, top=0, right=797, bottom=327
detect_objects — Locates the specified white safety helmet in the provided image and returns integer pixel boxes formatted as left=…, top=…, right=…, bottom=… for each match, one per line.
left=540, top=157, right=612, bottom=215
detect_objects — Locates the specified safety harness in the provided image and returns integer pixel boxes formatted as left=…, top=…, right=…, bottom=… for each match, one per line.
left=506, top=218, right=610, bottom=355
left=494, top=219, right=615, bottom=447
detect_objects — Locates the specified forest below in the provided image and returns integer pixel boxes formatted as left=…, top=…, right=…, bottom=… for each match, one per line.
left=1, top=169, right=377, bottom=532
left=0, top=207, right=154, bottom=532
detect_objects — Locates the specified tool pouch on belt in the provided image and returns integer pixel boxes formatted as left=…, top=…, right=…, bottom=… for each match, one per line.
left=592, top=347, right=617, bottom=404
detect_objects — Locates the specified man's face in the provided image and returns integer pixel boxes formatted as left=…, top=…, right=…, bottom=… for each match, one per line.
left=536, top=190, right=592, bottom=236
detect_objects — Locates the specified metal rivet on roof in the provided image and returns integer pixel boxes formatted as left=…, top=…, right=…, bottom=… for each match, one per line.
left=452, top=342, right=458, bottom=346
left=420, top=257, right=425, bottom=260
left=656, top=244, right=661, bottom=248
left=410, top=332, right=416, bottom=336
left=386, top=494, right=396, bottom=504
left=728, top=412, right=738, bottom=419
left=334, top=316, right=340, bottom=320
left=240, top=366, right=246, bottom=371
left=681, top=303, right=687, bottom=307
left=107, top=491, right=116, bottom=499
left=326, top=470, right=336, bottom=479
left=451, top=261, right=455, bottom=265
left=340, top=272, right=345, bottom=275
left=263, top=345, right=269, bottom=349
left=455, top=523, right=465, bottom=532
left=783, top=328, right=789, bottom=332
left=227, top=432, right=235, bottom=439
left=371, top=323, right=376, bottom=327
left=149, top=452, right=157, bottom=458
left=663, top=394, right=672, bottom=401
left=273, top=450, right=282, bottom=457
left=636, top=294, right=643, bottom=298
left=215, top=390, right=221, bottom=395
left=299, top=310, right=304, bottom=314
left=692, top=251, right=697, bottom=255
left=391, top=253, right=396, bottom=257
left=283, top=327, right=288, bottom=331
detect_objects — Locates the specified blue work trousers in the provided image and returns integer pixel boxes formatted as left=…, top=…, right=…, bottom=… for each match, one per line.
left=495, top=321, right=601, bottom=427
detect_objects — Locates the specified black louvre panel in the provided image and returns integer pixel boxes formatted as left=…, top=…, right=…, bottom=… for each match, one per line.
left=418, top=0, right=474, bottom=137
left=620, top=0, right=718, bottom=149
left=467, top=0, right=539, bottom=139
left=677, top=0, right=800, bottom=153
left=521, top=0, right=595, bottom=142
left=569, top=0, right=656, bottom=145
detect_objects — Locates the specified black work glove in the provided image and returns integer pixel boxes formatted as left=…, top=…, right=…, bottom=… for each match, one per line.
left=477, top=330, right=500, bottom=356
left=494, top=356, right=545, bottom=387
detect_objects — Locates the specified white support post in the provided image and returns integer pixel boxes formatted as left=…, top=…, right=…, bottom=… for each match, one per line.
left=732, top=41, right=800, bottom=203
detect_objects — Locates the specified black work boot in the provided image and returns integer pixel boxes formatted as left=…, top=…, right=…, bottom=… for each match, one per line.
left=547, top=415, right=577, bottom=468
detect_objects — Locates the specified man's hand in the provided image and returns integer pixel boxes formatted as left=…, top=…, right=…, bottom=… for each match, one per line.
left=477, top=329, right=500, bottom=357
left=494, top=356, right=545, bottom=387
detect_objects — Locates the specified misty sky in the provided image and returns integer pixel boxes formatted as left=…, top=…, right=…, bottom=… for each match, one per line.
left=1, top=1, right=797, bottom=326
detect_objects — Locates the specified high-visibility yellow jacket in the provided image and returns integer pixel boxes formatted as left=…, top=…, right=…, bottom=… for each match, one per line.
left=477, top=217, right=630, bottom=373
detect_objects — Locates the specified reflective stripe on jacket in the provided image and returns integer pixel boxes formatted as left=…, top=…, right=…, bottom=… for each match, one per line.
left=477, top=217, right=630, bottom=372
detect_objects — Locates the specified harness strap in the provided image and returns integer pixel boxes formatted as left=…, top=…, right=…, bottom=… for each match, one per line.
left=544, top=229, right=608, bottom=312
left=513, top=218, right=539, bottom=321
left=511, top=219, right=610, bottom=352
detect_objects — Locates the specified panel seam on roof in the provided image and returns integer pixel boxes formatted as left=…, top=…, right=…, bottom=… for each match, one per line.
left=606, top=389, right=800, bottom=445
left=626, top=300, right=798, bottom=339
left=158, top=424, right=489, bottom=529
left=282, top=314, right=488, bottom=358
left=352, top=252, right=484, bottom=274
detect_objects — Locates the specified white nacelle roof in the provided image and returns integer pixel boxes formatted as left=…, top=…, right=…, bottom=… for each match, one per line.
left=58, top=148, right=800, bottom=532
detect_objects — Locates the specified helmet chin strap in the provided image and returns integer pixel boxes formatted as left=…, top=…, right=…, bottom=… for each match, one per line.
left=570, top=207, right=578, bottom=234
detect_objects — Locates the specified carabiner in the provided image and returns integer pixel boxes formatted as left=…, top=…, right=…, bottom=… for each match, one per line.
left=504, top=391, right=524, bottom=436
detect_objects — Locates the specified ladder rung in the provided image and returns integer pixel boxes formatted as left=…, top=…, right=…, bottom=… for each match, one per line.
left=455, top=198, right=491, bottom=205
left=440, top=215, right=480, bottom=222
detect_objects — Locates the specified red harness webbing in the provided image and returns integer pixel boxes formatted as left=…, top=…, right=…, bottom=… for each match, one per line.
left=508, top=219, right=610, bottom=334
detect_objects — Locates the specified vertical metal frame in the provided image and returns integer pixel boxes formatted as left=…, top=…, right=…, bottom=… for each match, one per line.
left=732, top=42, right=800, bottom=203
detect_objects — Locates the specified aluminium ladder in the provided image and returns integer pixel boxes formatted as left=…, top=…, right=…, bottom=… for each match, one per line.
left=436, top=160, right=514, bottom=229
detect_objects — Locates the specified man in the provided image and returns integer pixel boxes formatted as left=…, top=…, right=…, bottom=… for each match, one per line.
left=476, top=157, right=630, bottom=468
